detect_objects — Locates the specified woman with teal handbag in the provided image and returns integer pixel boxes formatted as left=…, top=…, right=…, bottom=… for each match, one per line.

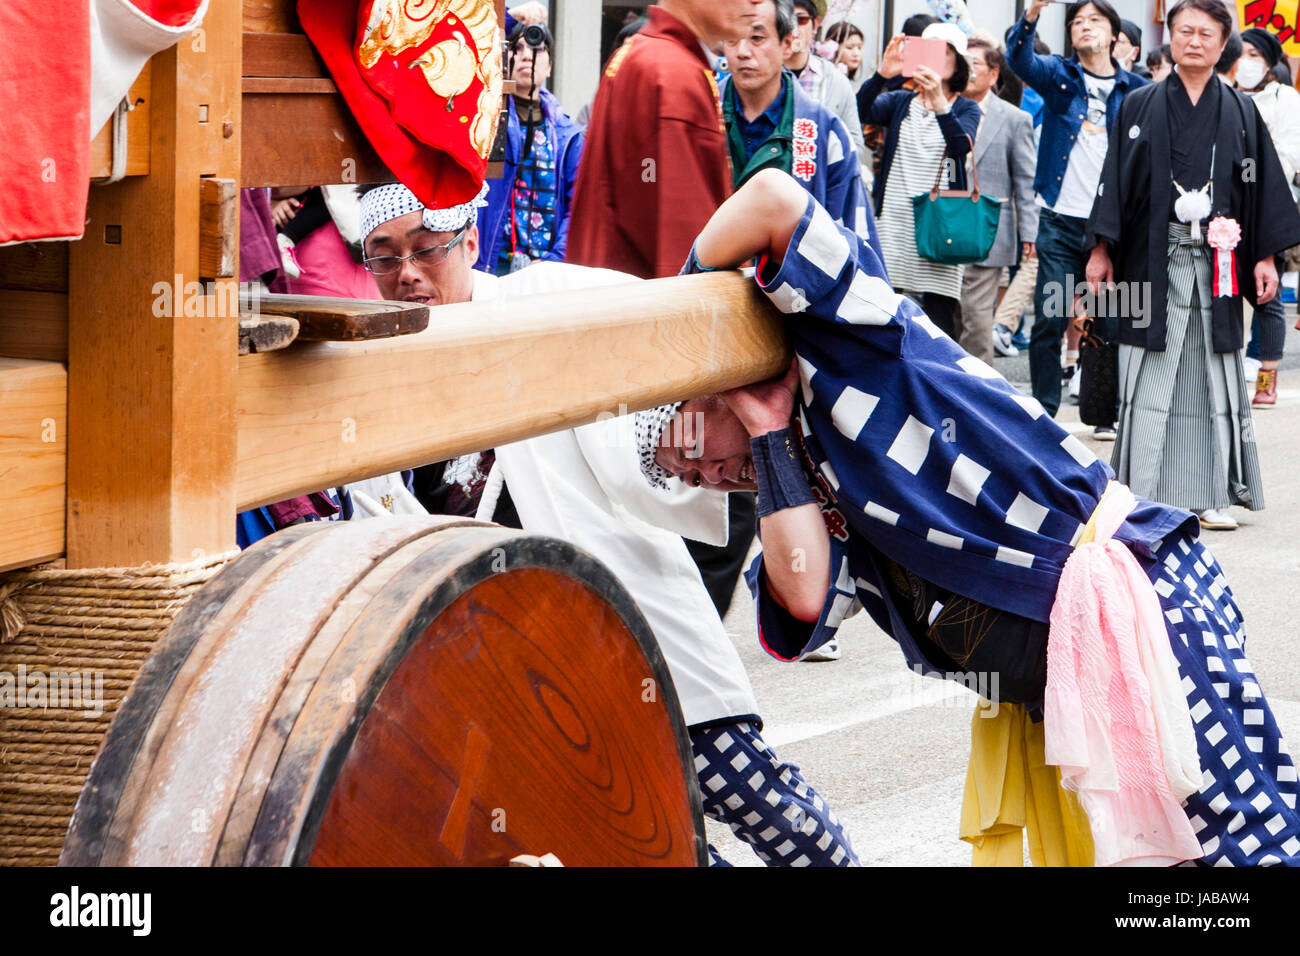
left=856, top=23, right=981, bottom=337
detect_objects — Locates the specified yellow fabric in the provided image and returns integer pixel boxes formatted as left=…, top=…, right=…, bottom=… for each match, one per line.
left=957, top=483, right=1127, bottom=865
left=956, top=481, right=1155, bottom=865
left=960, top=702, right=1095, bottom=866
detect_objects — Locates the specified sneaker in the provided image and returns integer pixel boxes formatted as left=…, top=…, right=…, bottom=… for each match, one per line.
left=1197, top=508, right=1238, bottom=531
left=277, top=232, right=302, bottom=279
left=1011, top=333, right=1031, bottom=350
left=1093, top=425, right=1116, bottom=440
left=993, top=324, right=1018, bottom=357
left=1061, top=364, right=1076, bottom=388
left=802, top=639, right=841, bottom=662
left=1253, top=369, right=1278, bottom=407
left=1069, top=368, right=1082, bottom=403
left=1243, top=355, right=1261, bottom=383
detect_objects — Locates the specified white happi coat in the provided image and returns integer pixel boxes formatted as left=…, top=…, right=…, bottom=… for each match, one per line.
left=475, top=263, right=761, bottom=727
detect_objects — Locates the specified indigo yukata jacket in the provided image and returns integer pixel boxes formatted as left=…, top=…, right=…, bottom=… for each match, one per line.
left=735, top=190, right=1197, bottom=674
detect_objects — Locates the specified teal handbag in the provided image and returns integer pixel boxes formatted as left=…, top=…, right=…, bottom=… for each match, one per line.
left=911, top=137, right=1002, bottom=265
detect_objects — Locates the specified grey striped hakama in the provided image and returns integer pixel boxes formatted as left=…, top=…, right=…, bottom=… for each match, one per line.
left=1111, top=222, right=1264, bottom=512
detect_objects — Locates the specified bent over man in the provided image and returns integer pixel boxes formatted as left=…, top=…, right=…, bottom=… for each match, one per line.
left=644, top=169, right=1300, bottom=866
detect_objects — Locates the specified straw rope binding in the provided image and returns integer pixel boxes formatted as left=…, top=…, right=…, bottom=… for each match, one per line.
left=0, top=550, right=236, bottom=866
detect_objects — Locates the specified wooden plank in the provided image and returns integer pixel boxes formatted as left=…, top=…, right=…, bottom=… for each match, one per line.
left=243, top=76, right=337, bottom=94
left=65, top=0, right=242, bottom=568
left=0, top=243, right=69, bottom=293
left=0, top=291, right=68, bottom=361
left=242, top=32, right=325, bottom=78
left=89, top=65, right=153, bottom=180
left=235, top=271, right=790, bottom=510
left=0, top=359, right=66, bottom=573
left=247, top=293, right=428, bottom=341
left=243, top=92, right=392, bottom=188
left=199, top=178, right=238, bottom=280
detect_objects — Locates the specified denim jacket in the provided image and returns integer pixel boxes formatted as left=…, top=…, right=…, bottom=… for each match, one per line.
left=1005, top=14, right=1146, bottom=210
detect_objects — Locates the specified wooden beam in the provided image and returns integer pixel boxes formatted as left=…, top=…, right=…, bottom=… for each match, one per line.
left=65, top=2, right=241, bottom=568
left=0, top=273, right=788, bottom=569
left=235, top=272, right=790, bottom=510
left=0, top=360, right=66, bottom=573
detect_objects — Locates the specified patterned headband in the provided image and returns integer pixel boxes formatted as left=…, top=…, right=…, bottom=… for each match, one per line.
left=635, top=402, right=685, bottom=490
left=360, top=182, right=489, bottom=241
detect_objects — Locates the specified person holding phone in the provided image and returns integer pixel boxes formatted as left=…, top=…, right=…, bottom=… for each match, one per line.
left=1006, top=0, right=1146, bottom=431
left=856, top=22, right=980, bottom=337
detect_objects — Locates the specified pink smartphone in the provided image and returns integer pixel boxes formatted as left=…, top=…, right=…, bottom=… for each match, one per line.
left=900, top=36, right=947, bottom=77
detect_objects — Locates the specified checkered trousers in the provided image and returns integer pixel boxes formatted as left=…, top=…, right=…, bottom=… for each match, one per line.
left=1153, top=534, right=1300, bottom=865
left=690, top=722, right=858, bottom=867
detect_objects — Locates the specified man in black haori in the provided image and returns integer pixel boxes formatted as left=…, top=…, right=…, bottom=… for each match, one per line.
left=1085, top=0, right=1300, bottom=531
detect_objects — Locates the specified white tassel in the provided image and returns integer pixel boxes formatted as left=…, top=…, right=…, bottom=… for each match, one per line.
left=1174, top=186, right=1211, bottom=242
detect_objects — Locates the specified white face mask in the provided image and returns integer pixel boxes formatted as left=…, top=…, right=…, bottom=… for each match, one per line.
left=1236, top=57, right=1269, bottom=90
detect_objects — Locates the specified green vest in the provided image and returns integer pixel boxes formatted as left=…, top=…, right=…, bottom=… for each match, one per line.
left=723, top=73, right=795, bottom=190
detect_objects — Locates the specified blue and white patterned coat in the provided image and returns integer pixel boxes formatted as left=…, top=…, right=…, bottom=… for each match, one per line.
left=736, top=190, right=1300, bottom=866
left=744, top=192, right=1195, bottom=666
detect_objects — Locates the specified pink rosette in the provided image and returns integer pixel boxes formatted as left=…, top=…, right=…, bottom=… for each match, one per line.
left=1206, top=217, right=1241, bottom=297
left=1206, top=216, right=1241, bottom=251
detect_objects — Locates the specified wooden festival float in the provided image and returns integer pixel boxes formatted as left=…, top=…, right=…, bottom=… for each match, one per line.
left=0, top=0, right=789, bottom=866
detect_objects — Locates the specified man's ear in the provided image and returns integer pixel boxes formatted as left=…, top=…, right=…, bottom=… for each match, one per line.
left=463, top=224, right=480, bottom=264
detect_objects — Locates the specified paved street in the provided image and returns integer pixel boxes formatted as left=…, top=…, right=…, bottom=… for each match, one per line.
left=706, top=315, right=1300, bottom=866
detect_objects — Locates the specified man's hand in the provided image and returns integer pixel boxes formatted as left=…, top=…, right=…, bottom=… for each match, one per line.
left=878, top=35, right=904, bottom=79
left=1255, top=256, right=1279, bottom=303
left=1025, top=0, right=1049, bottom=22
left=1022, top=241, right=1036, bottom=259
left=509, top=1, right=547, bottom=26
left=719, top=359, right=800, bottom=438
left=1085, top=243, right=1113, bottom=295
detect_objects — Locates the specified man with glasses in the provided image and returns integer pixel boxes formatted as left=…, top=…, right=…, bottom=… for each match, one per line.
left=783, top=0, right=864, bottom=160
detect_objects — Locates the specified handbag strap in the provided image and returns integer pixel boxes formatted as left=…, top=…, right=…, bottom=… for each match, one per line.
left=928, top=133, right=979, bottom=201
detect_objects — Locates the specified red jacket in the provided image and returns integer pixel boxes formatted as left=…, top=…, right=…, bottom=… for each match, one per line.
left=566, top=6, right=733, bottom=279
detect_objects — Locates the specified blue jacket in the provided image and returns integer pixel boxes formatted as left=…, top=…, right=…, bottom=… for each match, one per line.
left=1005, top=14, right=1146, bottom=209
left=856, top=74, right=981, bottom=217
left=736, top=192, right=1197, bottom=666
left=475, top=89, right=584, bottom=271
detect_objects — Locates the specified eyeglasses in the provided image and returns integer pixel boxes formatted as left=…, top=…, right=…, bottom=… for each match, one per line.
left=795, top=13, right=812, bottom=24
left=363, top=224, right=468, bottom=275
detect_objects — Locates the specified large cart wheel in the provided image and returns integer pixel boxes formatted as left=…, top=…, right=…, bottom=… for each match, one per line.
left=61, top=517, right=705, bottom=866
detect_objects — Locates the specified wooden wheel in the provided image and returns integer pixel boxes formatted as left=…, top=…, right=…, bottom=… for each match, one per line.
left=61, top=517, right=705, bottom=866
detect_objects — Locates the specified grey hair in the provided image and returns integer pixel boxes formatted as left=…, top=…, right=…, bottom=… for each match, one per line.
left=773, top=0, right=797, bottom=41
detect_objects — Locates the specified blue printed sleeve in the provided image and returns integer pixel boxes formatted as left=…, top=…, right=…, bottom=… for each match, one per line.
left=755, top=192, right=907, bottom=355
left=745, top=522, right=859, bottom=662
